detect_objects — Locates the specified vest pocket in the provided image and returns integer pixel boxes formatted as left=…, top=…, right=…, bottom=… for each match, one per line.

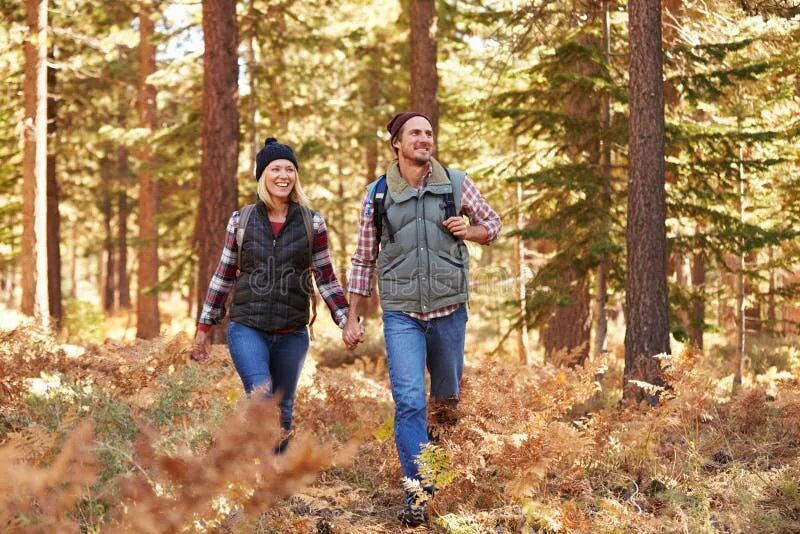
left=429, top=250, right=466, bottom=296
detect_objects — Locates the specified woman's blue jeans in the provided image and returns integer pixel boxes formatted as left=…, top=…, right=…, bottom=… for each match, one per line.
left=227, top=320, right=309, bottom=430
left=382, top=304, right=467, bottom=484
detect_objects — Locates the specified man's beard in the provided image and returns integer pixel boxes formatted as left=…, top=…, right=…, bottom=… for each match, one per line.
left=408, top=147, right=432, bottom=164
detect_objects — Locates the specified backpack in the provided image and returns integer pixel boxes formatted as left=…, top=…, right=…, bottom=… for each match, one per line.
left=235, top=203, right=318, bottom=337
left=370, top=168, right=459, bottom=247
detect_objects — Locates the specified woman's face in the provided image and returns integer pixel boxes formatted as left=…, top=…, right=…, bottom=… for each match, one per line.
left=262, top=159, right=297, bottom=202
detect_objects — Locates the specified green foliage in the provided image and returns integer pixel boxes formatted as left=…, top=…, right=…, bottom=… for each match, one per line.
left=747, top=334, right=800, bottom=373
left=418, top=443, right=457, bottom=490
left=146, top=364, right=207, bottom=428
left=62, top=299, right=104, bottom=343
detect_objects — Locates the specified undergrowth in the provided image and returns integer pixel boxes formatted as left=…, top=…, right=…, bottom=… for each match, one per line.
left=1, top=324, right=799, bottom=532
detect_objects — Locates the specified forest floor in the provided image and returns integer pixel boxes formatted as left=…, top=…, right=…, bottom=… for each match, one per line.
left=1, top=306, right=800, bottom=533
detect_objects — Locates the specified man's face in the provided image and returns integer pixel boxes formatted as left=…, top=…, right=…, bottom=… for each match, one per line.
left=393, top=116, right=434, bottom=163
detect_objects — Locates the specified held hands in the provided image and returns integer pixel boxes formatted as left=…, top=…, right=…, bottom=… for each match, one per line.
left=191, top=330, right=210, bottom=362
left=342, top=316, right=365, bottom=351
left=443, top=216, right=468, bottom=239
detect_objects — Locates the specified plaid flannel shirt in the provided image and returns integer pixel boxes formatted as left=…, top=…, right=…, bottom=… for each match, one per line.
left=198, top=209, right=349, bottom=331
left=348, top=168, right=501, bottom=320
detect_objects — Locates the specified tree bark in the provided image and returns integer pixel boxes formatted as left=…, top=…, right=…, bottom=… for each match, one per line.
left=46, top=49, right=61, bottom=327
left=766, top=245, right=776, bottom=332
left=197, top=0, right=240, bottom=344
left=542, top=269, right=591, bottom=366
left=244, top=0, right=260, bottom=168
left=624, top=0, right=670, bottom=404
left=689, top=248, right=705, bottom=349
left=514, top=181, right=531, bottom=364
left=117, top=145, right=131, bottom=309
left=22, top=0, right=49, bottom=328
left=136, top=0, right=160, bottom=338
left=408, top=0, right=439, bottom=136
left=744, top=250, right=761, bottom=333
left=733, top=145, right=746, bottom=393
left=69, top=223, right=77, bottom=299
left=265, top=3, right=288, bottom=131
left=101, top=156, right=116, bottom=312
left=593, top=1, right=613, bottom=360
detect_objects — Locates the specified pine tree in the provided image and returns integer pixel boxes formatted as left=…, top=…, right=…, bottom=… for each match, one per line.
left=624, top=0, right=670, bottom=404
left=22, top=0, right=50, bottom=328
left=409, top=0, right=439, bottom=134
left=196, top=0, right=239, bottom=344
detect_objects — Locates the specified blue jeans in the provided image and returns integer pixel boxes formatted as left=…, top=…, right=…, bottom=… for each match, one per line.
left=227, top=320, right=309, bottom=430
left=383, top=304, right=467, bottom=484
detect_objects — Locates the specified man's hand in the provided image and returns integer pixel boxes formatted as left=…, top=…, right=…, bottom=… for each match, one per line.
left=443, top=216, right=468, bottom=239
left=192, top=330, right=210, bottom=362
left=343, top=316, right=365, bottom=351
left=444, top=216, right=489, bottom=244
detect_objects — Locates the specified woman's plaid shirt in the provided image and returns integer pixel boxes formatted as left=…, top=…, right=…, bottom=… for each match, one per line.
left=348, top=171, right=501, bottom=320
left=197, top=209, right=349, bottom=332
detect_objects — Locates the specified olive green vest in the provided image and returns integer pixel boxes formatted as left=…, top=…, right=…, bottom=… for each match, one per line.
left=375, top=159, right=469, bottom=313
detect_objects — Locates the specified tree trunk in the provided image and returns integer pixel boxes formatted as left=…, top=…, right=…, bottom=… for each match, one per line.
left=22, top=0, right=49, bottom=328
left=514, top=181, right=530, bottom=364
left=689, top=248, right=705, bottom=349
left=197, top=0, right=240, bottom=344
left=546, top=30, right=599, bottom=368
left=766, top=245, right=776, bottom=332
left=46, top=49, right=61, bottom=327
left=117, top=145, right=131, bottom=309
left=624, top=0, right=670, bottom=404
left=408, top=0, right=439, bottom=136
left=593, top=3, right=613, bottom=359
left=744, top=250, right=761, bottom=333
left=734, top=250, right=745, bottom=392
left=265, top=3, right=288, bottom=131
left=136, top=0, right=160, bottom=338
left=244, top=0, right=260, bottom=168
left=542, top=269, right=591, bottom=366
left=101, top=156, right=116, bottom=312
left=69, top=223, right=77, bottom=299
left=733, top=146, right=746, bottom=393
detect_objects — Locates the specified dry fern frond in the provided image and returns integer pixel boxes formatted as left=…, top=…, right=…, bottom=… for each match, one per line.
left=0, top=420, right=98, bottom=531
left=112, top=396, right=349, bottom=532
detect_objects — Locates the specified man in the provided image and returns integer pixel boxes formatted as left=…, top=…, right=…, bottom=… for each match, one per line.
left=343, top=111, right=501, bottom=526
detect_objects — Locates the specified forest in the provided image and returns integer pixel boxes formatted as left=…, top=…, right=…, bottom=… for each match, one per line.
left=1, top=0, right=800, bottom=532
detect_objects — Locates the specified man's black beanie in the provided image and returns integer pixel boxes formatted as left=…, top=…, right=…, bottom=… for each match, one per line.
left=255, top=137, right=299, bottom=181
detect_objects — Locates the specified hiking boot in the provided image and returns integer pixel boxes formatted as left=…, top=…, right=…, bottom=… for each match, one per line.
left=397, top=501, right=428, bottom=527
left=273, top=428, right=295, bottom=455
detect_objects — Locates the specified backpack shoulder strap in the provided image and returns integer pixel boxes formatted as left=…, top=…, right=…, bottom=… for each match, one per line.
left=299, top=205, right=315, bottom=264
left=443, top=168, right=466, bottom=219
left=370, top=175, right=394, bottom=245
left=236, top=204, right=256, bottom=268
left=299, top=205, right=318, bottom=339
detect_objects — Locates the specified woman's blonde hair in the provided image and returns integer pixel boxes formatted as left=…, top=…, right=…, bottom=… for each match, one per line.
left=257, top=165, right=311, bottom=211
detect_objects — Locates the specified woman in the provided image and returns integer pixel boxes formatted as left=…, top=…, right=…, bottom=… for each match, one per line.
left=193, top=138, right=360, bottom=450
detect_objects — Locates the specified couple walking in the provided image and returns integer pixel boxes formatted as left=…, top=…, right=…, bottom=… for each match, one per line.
left=192, top=112, right=501, bottom=526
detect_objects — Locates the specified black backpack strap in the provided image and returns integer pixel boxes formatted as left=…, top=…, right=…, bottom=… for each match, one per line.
left=236, top=204, right=256, bottom=271
left=299, top=205, right=318, bottom=340
left=371, top=175, right=395, bottom=245
left=441, top=168, right=458, bottom=219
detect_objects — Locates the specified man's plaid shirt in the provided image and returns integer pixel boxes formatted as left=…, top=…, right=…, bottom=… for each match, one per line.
left=348, top=169, right=501, bottom=320
left=198, top=209, right=349, bottom=331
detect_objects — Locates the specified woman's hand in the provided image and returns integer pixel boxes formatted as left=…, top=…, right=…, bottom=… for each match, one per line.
left=343, top=316, right=365, bottom=351
left=192, top=330, right=210, bottom=361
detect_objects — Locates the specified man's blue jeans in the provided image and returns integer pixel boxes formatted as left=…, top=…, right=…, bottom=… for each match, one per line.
left=383, top=304, right=467, bottom=483
left=227, top=320, right=309, bottom=430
